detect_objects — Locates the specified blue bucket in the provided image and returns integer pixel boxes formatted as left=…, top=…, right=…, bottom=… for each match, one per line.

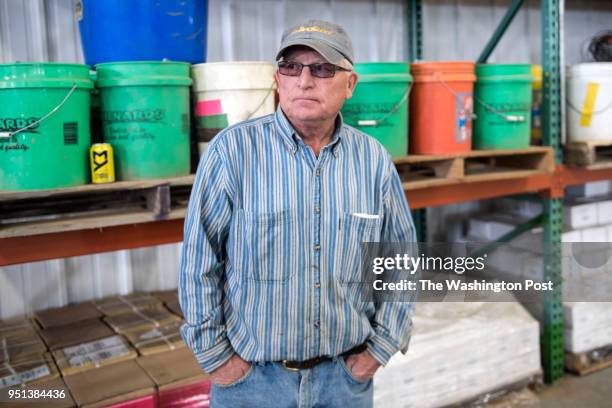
left=78, top=0, right=208, bottom=65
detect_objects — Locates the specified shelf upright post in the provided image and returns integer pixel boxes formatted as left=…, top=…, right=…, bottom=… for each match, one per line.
left=541, top=0, right=564, bottom=384
left=408, top=0, right=426, bottom=242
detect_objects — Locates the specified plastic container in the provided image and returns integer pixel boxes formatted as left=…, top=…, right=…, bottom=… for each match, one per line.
left=567, top=62, right=612, bottom=143
left=473, top=64, right=532, bottom=150
left=191, top=62, right=276, bottom=156
left=0, top=63, right=93, bottom=190
left=410, top=61, right=475, bottom=154
left=531, top=64, right=543, bottom=145
left=78, top=0, right=208, bottom=65
left=341, top=62, right=412, bottom=158
left=96, top=61, right=192, bottom=180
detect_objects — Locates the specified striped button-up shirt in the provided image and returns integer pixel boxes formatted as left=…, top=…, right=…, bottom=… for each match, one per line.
left=179, top=108, right=416, bottom=373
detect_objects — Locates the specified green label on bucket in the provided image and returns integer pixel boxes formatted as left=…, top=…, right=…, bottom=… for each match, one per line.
left=102, top=109, right=166, bottom=123
left=0, top=118, right=40, bottom=133
left=342, top=103, right=396, bottom=127
left=455, top=93, right=473, bottom=144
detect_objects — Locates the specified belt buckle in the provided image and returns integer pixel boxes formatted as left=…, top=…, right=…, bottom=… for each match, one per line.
left=282, top=360, right=300, bottom=371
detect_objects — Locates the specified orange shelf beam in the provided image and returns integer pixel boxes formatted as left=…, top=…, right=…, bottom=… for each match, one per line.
left=406, top=173, right=555, bottom=209
left=2, top=164, right=612, bottom=266
left=0, top=219, right=184, bottom=266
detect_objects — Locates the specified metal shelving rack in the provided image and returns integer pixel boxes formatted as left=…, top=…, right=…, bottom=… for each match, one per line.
left=407, top=0, right=564, bottom=383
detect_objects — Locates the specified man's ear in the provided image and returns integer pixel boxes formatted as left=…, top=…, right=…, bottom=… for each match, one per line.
left=274, top=70, right=281, bottom=87
left=345, top=72, right=358, bottom=99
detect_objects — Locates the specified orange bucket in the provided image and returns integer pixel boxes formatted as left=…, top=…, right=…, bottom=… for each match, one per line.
left=409, top=61, right=476, bottom=154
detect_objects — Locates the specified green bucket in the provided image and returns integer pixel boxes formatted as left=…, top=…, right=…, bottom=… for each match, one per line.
left=473, top=64, right=532, bottom=150
left=0, top=63, right=93, bottom=190
left=341, top=63, right=412, bottom=158
left=95, top=61, right=192, bottom=180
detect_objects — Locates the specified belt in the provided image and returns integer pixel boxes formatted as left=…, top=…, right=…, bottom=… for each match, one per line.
left=281, top=343, right=367, bottom=371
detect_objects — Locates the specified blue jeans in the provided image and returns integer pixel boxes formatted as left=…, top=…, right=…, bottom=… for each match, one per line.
left=210, top=357, right=373, bottom=408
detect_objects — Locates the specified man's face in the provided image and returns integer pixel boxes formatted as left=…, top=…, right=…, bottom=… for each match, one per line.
left=275, top=47, right=358, bottom=124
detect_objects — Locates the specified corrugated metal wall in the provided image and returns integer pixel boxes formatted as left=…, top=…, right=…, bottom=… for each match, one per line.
left=1, top=0, right=611, bottom=319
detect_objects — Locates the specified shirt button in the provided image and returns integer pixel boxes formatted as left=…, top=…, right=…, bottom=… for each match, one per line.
left=315, top=282, right=321, bottom=289
left=314, top=206, right=320, bottom=214
left=315, top=169, right=320, bottom=177
left=314, top=244, right=321, bottom=251
left=314, top=321, right=320, bottom=328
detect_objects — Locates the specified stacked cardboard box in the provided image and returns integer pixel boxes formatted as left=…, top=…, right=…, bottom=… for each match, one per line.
left=0, top=318, right=62, bottom=393
left=1, top=292, right=207, bottom=407
left=152, top=290, right=183, bottom=318
left=63, top=360, right=156, bottom=408
left=123, top=321, right=185, bottom=356
left=137, top=347, right=210, bottom=407
left=469, top=194, right=612, bottom=355
left=373, top=301, right=540, bottom=408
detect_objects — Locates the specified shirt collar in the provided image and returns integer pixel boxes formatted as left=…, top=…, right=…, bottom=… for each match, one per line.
left=274, top=107, right=344, bottom=157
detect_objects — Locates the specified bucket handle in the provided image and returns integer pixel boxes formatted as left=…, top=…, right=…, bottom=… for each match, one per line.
left=434, top=75, right=525, bottom=123
left=356, top=83, right=413, bottom=128
left=0, top=84, right=78, bottom=139
left=567, top=98, right=612, bottom=116
left=244, top=82, right=277, bottom=122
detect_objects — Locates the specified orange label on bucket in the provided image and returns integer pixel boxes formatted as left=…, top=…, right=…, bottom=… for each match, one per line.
left=456, top=93, right=473, bottom=144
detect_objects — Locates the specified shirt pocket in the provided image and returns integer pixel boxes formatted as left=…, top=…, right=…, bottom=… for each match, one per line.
left=240, top=209, right=297, bottom=283
left=337, top=212, right=382, bottom=283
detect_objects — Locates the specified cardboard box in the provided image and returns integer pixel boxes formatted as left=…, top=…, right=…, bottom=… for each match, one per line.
left=497, top=198, right=542, bottom=219
left=596, top=200, right=612, bottom=225
left=468, top=215, right=521, bottom=241
left=151, top=290, right=178, bottom=306
left=165, top=300, right=183, bottom=318
left=39, top=319, right=114, bottom=351
left=64, top=360, right=156, bottom=408
left=561, top=230, right=582, bottom=243
left=566, top=181, right=610, bottom=198
left=136, top=348, right=209, bottom=392
left=124, top=321, right=185, bottom=356
left=581, top=226, right=608, bottom=242
left=0, top=377, right=75, bottom=408
left=563, top=201, right=598, bottom=229
left=0, top=326, right=47, bottom=364
left=0, top=318, right=38, bottom=334
left=52, top=335, right=137, bottom=376
left=94, top=294, right=163, bottom=317
left=105, top=307, right=181, bottom=334
left=0, top=353, right=59, bottom=390
left=35, top=302, right=102, bottom=329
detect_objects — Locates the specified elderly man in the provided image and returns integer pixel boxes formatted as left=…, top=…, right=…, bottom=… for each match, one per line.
left=180, top=19, right=416, bottom=407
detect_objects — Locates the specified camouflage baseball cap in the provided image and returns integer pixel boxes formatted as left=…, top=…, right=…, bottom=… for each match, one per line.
left=276, top=19, right=355, bottom=65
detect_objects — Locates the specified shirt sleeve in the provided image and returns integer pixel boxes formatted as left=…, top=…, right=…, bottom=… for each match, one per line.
left=179, top=144, right=235, bottom=374
left=366, top=156, right=418, bottom=366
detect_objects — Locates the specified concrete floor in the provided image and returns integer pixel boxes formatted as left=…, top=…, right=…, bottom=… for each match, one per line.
left=537, top=367, right=612, bottom=408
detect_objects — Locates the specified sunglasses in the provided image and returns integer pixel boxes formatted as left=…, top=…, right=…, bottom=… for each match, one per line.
left=278, top=61, right=351, bottom=78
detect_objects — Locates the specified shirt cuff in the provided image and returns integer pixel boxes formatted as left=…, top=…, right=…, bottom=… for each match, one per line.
left=366, top=330, right=400, bottom=366
left=194, top=337, right=235, bottom=374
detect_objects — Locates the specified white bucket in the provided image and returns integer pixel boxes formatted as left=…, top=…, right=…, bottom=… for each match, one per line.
left=191, top=61, right=277, bottom=156
left=567, top=63, right=612, bottom=143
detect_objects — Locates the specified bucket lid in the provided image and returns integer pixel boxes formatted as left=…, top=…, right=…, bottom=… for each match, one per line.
left=353, top=62, right=412, bottom=83
left=476, top=63, right=532, bottom=82
left=95, top=61, right=193, bottom=87
left=567, top=62, right=612, bottom=77
left=191, top=61, right=276, bottom=92
left=0, top=62, right=94, bottom=89
left=410, top=61, right=475, bottom=76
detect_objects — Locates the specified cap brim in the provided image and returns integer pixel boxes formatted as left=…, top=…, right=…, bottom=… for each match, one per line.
left=276, top=39, right=346, bottom=65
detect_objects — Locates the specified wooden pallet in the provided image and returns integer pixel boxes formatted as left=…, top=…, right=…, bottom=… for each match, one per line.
left=0, top=176, right=194, bottom=238
left=565, top=140, right=612, bottom=169
left=565, top=344, right=612, bottom=376
left=395, top=147, right=554, bottom=190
